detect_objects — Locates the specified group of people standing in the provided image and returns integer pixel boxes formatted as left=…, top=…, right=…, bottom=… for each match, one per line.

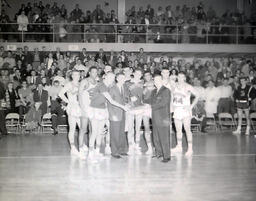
left=58, top=66, right=199, bottom=163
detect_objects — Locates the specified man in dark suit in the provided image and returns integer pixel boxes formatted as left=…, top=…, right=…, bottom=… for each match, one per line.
left=107, top=73, right=128, bottom=158
left=33, top=82, right=48, bottom=116
left=149, top=74, right=171, bottom=162
left=0, top=80, right=7, bottom=138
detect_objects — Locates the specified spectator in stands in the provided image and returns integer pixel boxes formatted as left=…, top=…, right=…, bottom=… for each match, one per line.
left=42, top=4, right=51, bottom=16
left=60, top=4, right=67, bottom=19
left=57, top=54, right=67, bottom=71
left=137, top=6, right=145, bottom=21
left=0, top=10, right=10, bottom=42
left=126, top=6, right=136, bottom=19
left=53, top=70, right=65, bottom=86
left=0, top=80, right=7, bottom=137
left=95, top=48, right=108, bottom=64
left=145, top=4, right=154, bottom=20
left=71, top=4, right=84, bottom=22
left=79, top=48, right=90, bottom=63
left=74, top=58, right=86, bottom=72
left=0, top=68, right=10, bottom=89
left=204, top=79, right=221, bottom=117
left=3, top=51, right=16, bottom=69
left=18, top=4, right=26, bottom=15
left=47, top=62, right=59, bottom=79
left=29, top=70, right=38, bottom=85
left=49, top=80, right=66, bottom=135
left=17, top=11, right=29, bottom=42
left=33, top=82, right=48, bottom=116
left=23, top=46, right=33, bottom=66
left=51, top=2, right=60, bottom=16
left=5, top=82, right=20, bottom=114
left=24, top=102, right=41, bottom=133
left=58, top=23, right=68, bottom=42
left=18, top=80, right=33, bottom=117
left=13, top=69, right=23, bottom=87
left=217, top=77, right=234, bottom=114
left=46, top=52, right=55, bottom=70
left=38, top=1, right=44, bottom=13
left=92, top=4, right=105, bottom=23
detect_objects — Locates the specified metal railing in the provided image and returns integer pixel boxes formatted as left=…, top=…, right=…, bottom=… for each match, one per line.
left=0, top=22, right=255, bottom=44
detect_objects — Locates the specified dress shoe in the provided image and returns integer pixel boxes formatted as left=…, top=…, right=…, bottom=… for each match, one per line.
left=157, top=155, right=163, bottom=159
left=111, top=154, right=121, bottom=159
left=151, top=154, right=157, bottom=158
left=120, top=153, right=128, bottom=156
left=162, top=158, right=171, bottom=163
left=52, top=129, right=58, bottom=135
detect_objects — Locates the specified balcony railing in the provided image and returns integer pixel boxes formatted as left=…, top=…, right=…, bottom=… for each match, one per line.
left=0, top=22, right=255, bottom=44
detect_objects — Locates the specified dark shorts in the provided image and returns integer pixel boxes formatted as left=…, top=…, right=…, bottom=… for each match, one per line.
left=236, top=102, right=249, bottom=110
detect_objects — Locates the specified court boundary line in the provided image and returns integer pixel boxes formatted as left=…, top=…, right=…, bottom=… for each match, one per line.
left=0, top=153, right=255, bottom=159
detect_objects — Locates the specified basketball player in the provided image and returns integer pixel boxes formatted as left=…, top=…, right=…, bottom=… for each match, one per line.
left=125, top=69, right=144, bottom=154
left=78, top=66, right=98, bottom=159
left=58, top=70, right=81, bottom=156
left=171, top=71, right=199, bottom=156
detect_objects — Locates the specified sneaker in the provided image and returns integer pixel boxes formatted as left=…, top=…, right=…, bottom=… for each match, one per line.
left=79, top=151, right=87, bottom=160
left=79, top=146, right=88, bottom=160
left=245, top=127, right=250, bottom=135
left=135, top=144, right=142, bottom=155
left=145, top=144, right=153, bottom=155
left=70, top=147, right=80, bottom=157
left=105, top=145, right=111, bottom=155
left=232, top=129, right=241, bottom=135
left=87, top=151, right=98, bottom=163
left=128, top=144, right=135, bottom=155
left=172, top=145, right=182, bottom=153
left=185, top=149, right=193, bottom=157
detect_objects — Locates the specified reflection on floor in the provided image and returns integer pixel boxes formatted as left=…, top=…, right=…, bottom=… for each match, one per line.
left=0, top=133, right=256, bottom=201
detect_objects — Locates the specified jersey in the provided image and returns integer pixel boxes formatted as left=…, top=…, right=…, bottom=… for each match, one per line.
left=172, top=83, right=193, bottom=120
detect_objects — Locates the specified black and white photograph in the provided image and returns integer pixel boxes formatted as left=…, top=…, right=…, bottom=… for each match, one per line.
left=0, top=0, right=256, bottom=200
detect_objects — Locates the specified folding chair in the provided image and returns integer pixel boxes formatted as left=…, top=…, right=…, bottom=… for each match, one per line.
left=250, top=112, right=256, bottom=131
left=218, top=113, right=236, bottom=131
left=57, top=115, right=68, bottom=134
left=41, top=113, right=53, bottom=134
left=205, top=113, right=218, bottom=132
left=191, top=117, right=201, bottom=133
left=5, top=113, right=21, bottom=134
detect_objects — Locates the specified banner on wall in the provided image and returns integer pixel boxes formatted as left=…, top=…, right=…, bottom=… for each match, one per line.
left=6, top=45, right=17, bottom=51
left=68, top=45, right=79, bottom=51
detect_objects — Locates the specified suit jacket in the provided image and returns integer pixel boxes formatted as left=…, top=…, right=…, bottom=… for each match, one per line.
left=107, top=84, right=126, bottom=122
left=149, top=86, right=170, bottom=127
left=33, top=89, right=48, bottom=115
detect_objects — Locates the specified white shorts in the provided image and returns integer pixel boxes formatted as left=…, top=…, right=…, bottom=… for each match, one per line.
left=88, top=107, right=109, bottom=121
left=173, top=106, right=191, bottom=120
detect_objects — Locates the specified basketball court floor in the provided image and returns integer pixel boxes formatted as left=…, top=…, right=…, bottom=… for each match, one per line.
left=0, top=132, right=256, bottom=201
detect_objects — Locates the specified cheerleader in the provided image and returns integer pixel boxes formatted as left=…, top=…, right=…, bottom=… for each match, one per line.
left=233, top=77, right=251, bottom=135
left=59, top=70, right=81, bottom=156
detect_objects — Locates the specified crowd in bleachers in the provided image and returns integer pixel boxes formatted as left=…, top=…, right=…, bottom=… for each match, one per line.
left=0, top=1, right=256, bottom=43
left=0, top=45, right=256, bottom=134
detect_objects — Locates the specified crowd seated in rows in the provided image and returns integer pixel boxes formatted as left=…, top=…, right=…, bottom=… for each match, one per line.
left=0, top=45, right=256, bottom=133
left=0, top=1, right=256, bottom=43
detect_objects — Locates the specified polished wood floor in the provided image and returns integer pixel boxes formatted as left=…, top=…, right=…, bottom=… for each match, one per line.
left=0, top=132, right=256, bottom=201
